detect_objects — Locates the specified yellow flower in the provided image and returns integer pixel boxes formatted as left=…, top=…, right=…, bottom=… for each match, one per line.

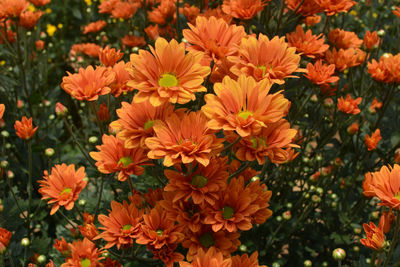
left=28, top=4, right=35, bottom=12
left=46, top=24, right=57, bottom=36
left=84, top=0, right=92, bottom=5
left=45, top=8, right=52, bottom=14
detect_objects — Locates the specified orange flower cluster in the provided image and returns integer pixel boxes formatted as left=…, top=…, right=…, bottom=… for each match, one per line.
left=368, top=53, right=400, bottom=83
left=286, top=0, right=356, bottom=16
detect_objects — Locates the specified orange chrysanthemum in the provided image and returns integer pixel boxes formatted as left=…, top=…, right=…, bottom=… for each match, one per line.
left=61, top=238, right=104, bottom=267
left=78, top=222, right=98, bottom=241
left=325, top=48, right=366, bottom=71
left=127, top=37, right=210, bottom=107
left=304, top=60, right=339, bottom=85
left=0, top=0, right=28, bottom=18
left=147, top=0, right=176, bottom=25
left=364, top=30, right=380, bottom=50
left=83, top=20, right=107, bottom=34
left=95, top=200, right=143, bottom=249
left=304, top=14, right=322, bottom=26
left=108, top=61, right=131, bottom=97
left=99, top=46, right=123, bottom=67
left=315, top=0, right=356, bottom=16
left=362, top=172, right=376, bottom=197
left=61, top=65, right=115, bottom=101
left=70, top=43, right=102, bottom=58
left=365, top=129, right=381, bottom=151
left=227, top=119, right=298, bottom=165
left=200, top=7, right=233, bottom=24
left=164, top=157, right=229, bottom=205
left=29, top=0, right=50, bottom=6
left=369, top=164, right=400, bottom=209
left=110, top=100, right=174, bottom=149
left=136, top=205, right=185, bottom=249
left=121, top=35, right=147, bottom=47
left=232, top=252, right=266, bottom=267
left=360, top=220, right=385, bottom=251
left=286, top=25, right=329, bottom=58
left=246, top=179, right=273, bottom=224
left=285, top=0, right=322, bottom=16
left=369, top=98, right=382, bottom=113
left=393, top=6, right=400, bottom=18
left=90, top=134, right=152, bottom=181
left=0, top=227, right=11, bottom=252
left=38, top=164, right=87, bottom=215
left=368, top=53, right=400, bottom=83
left=54, top=237, right=70, bottom=257
left=229, top=34, right=304, bottom=84
left=111, top=1, right=138, bottom=19
left=0, top=104, right=4, bottom=119
left=183, top=16, right=246, bottom=64
left=221, top=0, right=269, bottom=20
left=145, top=110, right=224, bottom=167
left=179, top=247, right=232, bottom=267
left=19, top=10, right=43, bottom=29
left=202, top=75, right=289, bottom=137
left=337, top=94, right=362, bottom=115
left=14, top=116, right=38, bottom=140
left=180, top=4, right=200, bottom=24
left=328, top=28, right=363, bottom=49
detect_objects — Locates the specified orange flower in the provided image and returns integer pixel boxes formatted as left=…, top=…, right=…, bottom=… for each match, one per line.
left=121, top=35, right=146, bottom=47
left=90, top=134, right=152, bottom=181
left=127, top=37, right=210, bottom=107
left=70, top=43, right=102, bottom=58
left=14, top=116, right=38, bottom=140
left=365, top=129, right=381, bottom=151
left=179, top=247, right=232, bottom=267
left=99, top=46, right=123, bottom=67
left=337, top=94, right=362, bottom=115
left=97, top=103, right=110, bottom=122
left=286, top=25, right=329, bottom=58
left=61, top=65, right=115, bottom=101
left=369, top=98, right=382, bottom=113
left=360, top=220, right=385, bottom=251
left=200, top=7, right=233, bottom=24
left=229, top=34, right=304, bottom=84
left=61, top=238, right=104, bottom=267
left=145, top=110, right=224, bottom=167
left=147, top=0, right=176, bottom=25
left=202, top=75, right=289, bottom=137
left=38, top=164, right=87, bottom=215
left=230, top=120, right=297, bottom=165
left=363, top=30, right=380, bottom=50
left=111, top=1, right=138, bottom=19
left=110, top=100, right=174, bottom=149
left=328, top=29, right=363, bottom=49
left=109, top=61, right=131, bottom=97
left=369, top=164, right=400, bottom=209
left=78, top=223, right=98, bottom=241
left=393, top=6, right=400, bottom=18
left=381, top=211, right=395, bottom=234
left=221, top=0, right=269, bottom=20
left=362, top=172, right=376, bottom=197
left=83, top=20, right=107, bottom=34
left=246, top=178, right=273, bottom=224
left=0, top=104, right=4, bottom=119
left=183, top=16, right=245, bottom=64
left=29, top=0, right=50, bottom=6
left=325, top=48, right=366, bottom=71
left=151, top=244, right=185, bottom=267
left=368, top=53, right=400, bottom=83
left=136, top=205, right=185, bottom=249
left=55, top=102, right=68, bottom=117
left=0, top=0, right=28, bottom=18
left=0, top=227, right=11, bottom=253
left=304, top=15, right=321, bottom=26
left=304, top=60, right=339, bottom=85
left=314, top=0, right=356, bottom=16
left=285, top=0, right=322, bottom=16
left=95, top=200, right=143, bottom=249
left=180, top=3, right=200, bottom=24
left=164, top=157, right=229, bottom=205
left=144, top=24, right=160, bottom=40
left=232, top=252, right=266, bottom=267
left=54, top=237, right=70, bottom=257
left=19, top=10, right=43, bottom=29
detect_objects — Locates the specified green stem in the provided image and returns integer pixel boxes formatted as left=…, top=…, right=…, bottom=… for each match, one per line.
left=94, top=175, right=106, bottom=218
left=383, top=212, right=400, bottom=267
left=27, top=141, right=33, bottom=238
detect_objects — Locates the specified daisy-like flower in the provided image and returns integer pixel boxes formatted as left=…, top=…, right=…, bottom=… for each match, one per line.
left=325, top=48, right=366, bottom=71
left=109, top=61, right=132, bottom=97
left=110, top=100, right=174, bottom=149
left=286, top=25, right=329, bottom=58
left=202, top=75, right=290, bottom=137
left=136, top=205, right=185, bottom=249
left=304, top=60, right=339, bottom=85
left=315, top=0, right=356, bottom=16
left=221, top=0, right=270, bottom=20
left=127, top=37, right=210, bottom=107
left=227, top=119, right=298, bottom=165
left=95, top=200, right=143, bottom=249
left=365, top=129, right=381, bottom=151
left=61, top=238, right=104, bottom=267
left=147, top=0, right=176, bottom=25
left=19, top=10, right=43, bottom=29
left=362, top=172, right=376, bottom=197
left=61, top=65, right=115, bottom=101
left=0, top=227, right=11, bottom=253
left=90, top=134, right=152, bottom=181
left=180, top=247, right=232, bottom=267
left=83, top=20, right=107, bottom=34
left=164, top=157, right=229, bottom=205
left=38, top=164, right=87, bottom=215
left=145, top=110, right=224, bottom=167
left=0, top=0, right=28, bottom=18
left=369, top=164, right=400, bottom=209
left=368, top=53, right=400, bottom=83
left=14, top=116, right=38, bottom=140
left=286, top=0, right=322, bottom=16
left=246, top=178, right=273, bottom=224
left=54, top=237, right=70, bottom=257
left=337, top=94, right=362, bottom=115
left=364, top=30, right=380, bottom=50
left=369, top=98, right=382, bottom=113
left=229, top=34, right=304, bottom=84
left=328, top=29, right=363, bottom=49
left=232, top=252, right=266, bottom=267
left=183, top=16, right=246, bottom=64
left=99, top=46, right=123, bottom=67
left=360, top=219, right=385, bottom=251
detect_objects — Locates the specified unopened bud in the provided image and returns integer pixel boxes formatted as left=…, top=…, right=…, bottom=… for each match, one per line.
left=332, top=248, right=346, bottom=260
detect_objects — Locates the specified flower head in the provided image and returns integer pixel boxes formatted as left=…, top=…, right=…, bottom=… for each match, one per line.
left=221, top=0, right=269, bottom=20
left=127, top=38, right=210, bottom=107
left=365, top=129, right=381, bottom=151
left=337, top=94, right=362, bottom=115
left=61, top=65, right=115, bottom=101
left=304, top=60, right=339, bottom=85
left=61, top=238, right=104, bottom=267
left=54, top=237, right=70, bottom=257
left=14, top=116, right=38, bottom=140
left=232, top=252, right=266, bottom=267
left=38, top=164, right=87, bottom=215
left=83, top=20, right=107, bottom=34
left=286, top=25, right=329, bottom=58
left=369, top=164, right=400, bottom=209
left=325, top=48, right=366, bottom=71
left=364, top=30, right=380, bottom=50
left=179, top=247, right=232, bottom=267
left=315, top=0, right=356, bottom=16
left=99, top=46, right=123, bottom=67
left=360, top=220, right=385, bottom=251
left=0, top=228, right=11, bottom=253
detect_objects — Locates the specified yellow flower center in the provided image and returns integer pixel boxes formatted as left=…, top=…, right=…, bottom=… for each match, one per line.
left=238, top=110, right=253, bottom=120
left=118, top=156, right=133, bottom=167
left=158, top=73, right=178, bottom=87
left=250, top=137, right=267, bottom=149
left=190, top=175, right=208, bottom=188
left=258, top=65, right=267, bottom=77
left=156, top=229, right=163, bottom=236
left=394, top=192, right=400, bottom=201
left=199, top=232, right=215, bottom=248
left=122, top=224, right=132, bottom=231
left=222, top=206, right=234, bottom=219
left=81, top=259, right=91, bottom=267
left=144, top=120, right=155, bottom=130
left=60, top=187, right=72, bottom=195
